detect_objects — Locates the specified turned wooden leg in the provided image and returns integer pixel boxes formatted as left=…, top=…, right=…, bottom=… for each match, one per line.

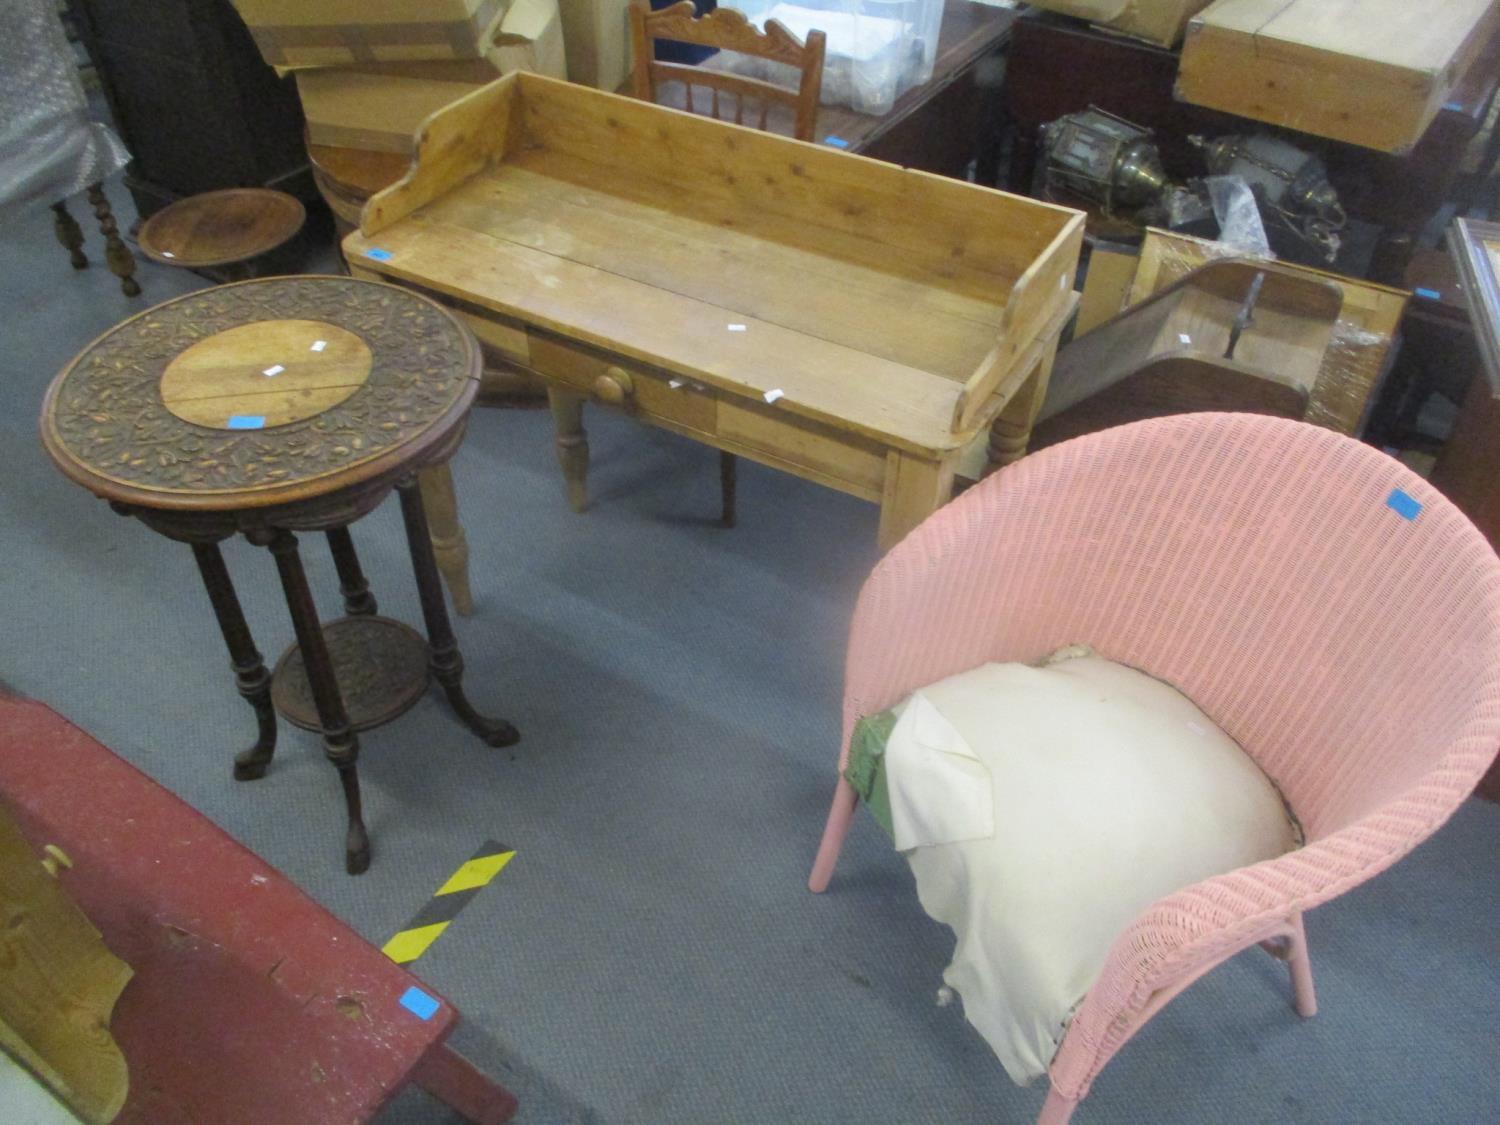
left=877, top=452, right=956, bottom=551
left=51, top=201, right=88, bottom=268
left=987, top=340, right=1062, bottom=475
left=719, top=451, right=738, bottom=529
left=417, top=463, right=474, bottom=617
left=190, top=540, right=277, bottom=780
left=86, top=183, right=140, bottom=297
left=261, top=528, right=370, bottom=875
left=397, top=478, right=519, bottom=749
left=988, top=408, right=1037, bottom=471
left=325, top=526, right=377, bottom=616
left=547, top=386, right=589, bottom=513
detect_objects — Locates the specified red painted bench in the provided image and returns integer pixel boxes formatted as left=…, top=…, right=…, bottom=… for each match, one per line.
left=0, top=694, right=516, bottom=1124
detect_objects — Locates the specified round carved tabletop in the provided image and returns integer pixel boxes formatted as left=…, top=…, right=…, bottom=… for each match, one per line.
left=40, top=276, right=482, bottom=515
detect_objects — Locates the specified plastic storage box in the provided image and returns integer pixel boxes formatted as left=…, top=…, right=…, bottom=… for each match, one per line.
left=716, top=0, right=945, bottom=115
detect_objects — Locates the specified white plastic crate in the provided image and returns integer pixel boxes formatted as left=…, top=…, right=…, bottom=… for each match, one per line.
left=713, top=0, right=945, bottom=116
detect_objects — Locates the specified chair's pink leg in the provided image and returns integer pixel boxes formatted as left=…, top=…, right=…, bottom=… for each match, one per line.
left=1037, top=1087, right=1078, bottom=1125
left=808, top=776, right=858, bottom=893
left=1286, top=912, right=1317, bottom=1018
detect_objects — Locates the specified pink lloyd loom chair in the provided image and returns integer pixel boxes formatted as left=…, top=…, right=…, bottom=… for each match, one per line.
left=807, top=412, right=1500, bottom=1123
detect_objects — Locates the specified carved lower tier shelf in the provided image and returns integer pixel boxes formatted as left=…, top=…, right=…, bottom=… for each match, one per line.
left=272, top=615, right=430, bottom=733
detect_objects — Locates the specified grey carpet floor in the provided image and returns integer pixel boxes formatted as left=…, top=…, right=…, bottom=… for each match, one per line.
left=2, top=184, right=1498, bottom=1124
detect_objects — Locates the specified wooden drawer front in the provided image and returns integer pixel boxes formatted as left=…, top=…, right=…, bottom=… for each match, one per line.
left=527, top=333, right=716, bottom=434
left=455, top=309, right=531, bottom=369
left=717, top=399, right=886, bottom=498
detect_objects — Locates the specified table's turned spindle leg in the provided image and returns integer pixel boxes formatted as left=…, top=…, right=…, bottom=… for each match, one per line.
left=397, top=478, right=519, bottom=749
left=190, top=540, right=277, bottom=780
left=51, top=201, right=88, bottom=269
left=547, top=387, right=589, bottom=514
left=417, top=464, right=474, bottom=618
left=986, top=336, right=1062, bottom=475
left=262, top=528, right=371, bottom=875
left=326, top=526, right=377, bottom=616
left=719, top=451, right=737, bottom=529
left=85, top=183, right=141, bottom=298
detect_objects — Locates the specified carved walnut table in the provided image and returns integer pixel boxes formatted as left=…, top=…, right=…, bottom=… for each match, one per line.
left=39, top=276, right=518, bottom=874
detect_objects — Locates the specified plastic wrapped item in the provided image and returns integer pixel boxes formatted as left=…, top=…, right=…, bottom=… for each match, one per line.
left=1194, top=134, right=1344, bottom=262
left=705, top=0, right=945, bottom=115
left=1163, top=186, right=1212, bottom=231
left=1205, top=175, right=1272, bottom=260
left=0, top=0, right=130, bottom=216
left=1126, top=228, right=1409, bottom=435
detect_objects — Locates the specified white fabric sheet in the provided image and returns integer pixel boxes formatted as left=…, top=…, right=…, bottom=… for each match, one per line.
left=886, top=692, right=993, bottom=850
left=887, top=652, right=1300, bottom=1084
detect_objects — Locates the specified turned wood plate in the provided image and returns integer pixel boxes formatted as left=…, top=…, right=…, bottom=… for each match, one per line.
left=40, top=276, right=481, bottom=512
left=137, top=188, right=306, bottom=268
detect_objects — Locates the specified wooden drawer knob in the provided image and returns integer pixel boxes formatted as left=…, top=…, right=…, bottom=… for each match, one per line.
left=592, top=367, right=634, bottom=405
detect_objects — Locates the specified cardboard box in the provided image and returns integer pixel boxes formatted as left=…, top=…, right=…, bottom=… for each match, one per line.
left=1178, top=0, right=1500, bottom=154
left=299, top=61, right=498, bottom=153
left=296, top=0, right=567, bottom=153
left=233, top=0, right=510, bottom=68
left=1025, top=0, right=1213, bottom=48
left=495, top=0, right=569, bottom=81
left=556, top=0, right=633, bottom=89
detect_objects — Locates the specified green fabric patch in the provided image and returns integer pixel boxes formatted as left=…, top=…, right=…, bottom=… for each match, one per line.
left=843, top=709, right=899, bottom=840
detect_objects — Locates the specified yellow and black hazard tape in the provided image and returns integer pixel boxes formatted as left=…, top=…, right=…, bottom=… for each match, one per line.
left=382, top=839, right=515, bottom=965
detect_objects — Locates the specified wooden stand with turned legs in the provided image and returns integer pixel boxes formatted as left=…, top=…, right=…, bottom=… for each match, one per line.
left=86, top=182, right=140, bottom=296
left=51, top=200, right=88, bottom=269
left=49, top=184, right=141, bottom=296
left=41, top=277, right=514, bottom=874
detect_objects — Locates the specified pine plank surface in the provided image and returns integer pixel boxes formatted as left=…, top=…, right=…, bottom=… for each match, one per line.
left=350, top=74, right=1083, bottom=454
left=1178, top=0, right=1500, bottom=152
left=348, top=73, right=1083, bottom=544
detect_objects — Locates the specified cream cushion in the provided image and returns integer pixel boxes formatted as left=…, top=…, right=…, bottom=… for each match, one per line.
left=885, top=651, right=1300, bottom=1084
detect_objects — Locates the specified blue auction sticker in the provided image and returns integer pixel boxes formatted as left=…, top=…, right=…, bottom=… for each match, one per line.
left=399, top=986, right=440, bottom=1020
left=1386, top=488, right=1422, bottom=521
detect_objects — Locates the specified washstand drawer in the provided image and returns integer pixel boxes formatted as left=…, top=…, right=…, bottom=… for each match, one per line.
left=527, top=333, right=717, bottom=435
left=717, top=398, right=886, bottom=497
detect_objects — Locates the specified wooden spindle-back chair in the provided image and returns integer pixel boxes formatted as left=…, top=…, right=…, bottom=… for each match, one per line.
left=629, top=1, right=827, bottom=141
